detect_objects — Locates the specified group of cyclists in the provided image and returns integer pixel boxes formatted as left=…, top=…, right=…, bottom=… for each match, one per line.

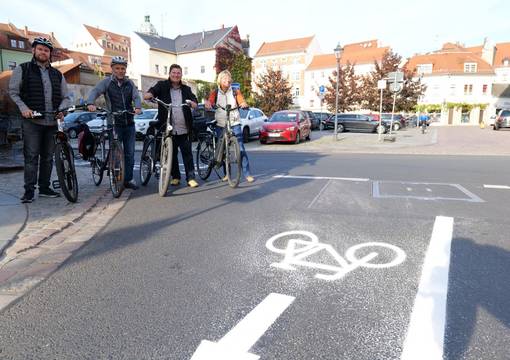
left=8, top=37, right=255, bottom=203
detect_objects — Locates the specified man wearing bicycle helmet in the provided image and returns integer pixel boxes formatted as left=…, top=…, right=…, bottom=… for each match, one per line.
left=86, top=56, right=142, bottom=190
left=143, top=64, right=199, bottom=188
left=8, top=37, right=71, bottom=203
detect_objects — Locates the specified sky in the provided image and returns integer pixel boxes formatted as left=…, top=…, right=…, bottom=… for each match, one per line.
left=3, top=0, right=510, bottom=58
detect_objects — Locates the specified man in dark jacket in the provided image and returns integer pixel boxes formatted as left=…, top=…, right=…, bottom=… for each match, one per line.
left=8, top=37, right=71, bottom=203
left=87, top=56, right=142, bottom=190
left=143, top=64, right=199, bottom=188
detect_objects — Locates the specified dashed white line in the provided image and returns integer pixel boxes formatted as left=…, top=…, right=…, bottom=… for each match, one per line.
left=483, top=184, right=510, bottom=190
left=273, top=174, right=370, bottom=182
left=401, top=216, right=454, bottom=360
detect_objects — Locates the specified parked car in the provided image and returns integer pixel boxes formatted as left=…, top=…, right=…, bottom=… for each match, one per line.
left=192, top=104, right=216, bottom=140
left=239, top=107, right=268, bottom=142
left=380, top=113, right=406, bottom=131
left=493, top=109, right=510, bottom=130
left=302, top=110, right=320, bottom=130
left=313, top=112, right=332, bottom=128
left=63, top=111, right=98, bottom=138
left=259, top=110, right=312, bottom=144
left=134, top=109, right=158, bottom=139
left=323, top=113, right=387, bottom=133
left=85, top=114, right=107, bottom=134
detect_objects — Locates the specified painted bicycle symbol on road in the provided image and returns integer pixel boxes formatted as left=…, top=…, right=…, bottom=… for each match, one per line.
left=266, top=231, right=406, bottom=281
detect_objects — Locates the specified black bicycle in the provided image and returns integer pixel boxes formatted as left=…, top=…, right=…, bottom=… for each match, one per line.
left=32, top=105, right=87, bottom=203
left=89, top=109, right=132, bottom=198
left=195, top=119, right=225, bottom=181
left=213, top=104, right=242, bottom=188
left=139, top=98, right=190, bottom=196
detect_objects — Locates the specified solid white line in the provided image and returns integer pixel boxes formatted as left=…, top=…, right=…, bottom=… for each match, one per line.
left=401, top=216, right=454, bottom=360
left=483, top=184, right=510, bottom=190
left=273, top=174, right=369, bottom=182
left=219, top=293, right=295, bottom=352
left=308, top=180, right=332, bottom=208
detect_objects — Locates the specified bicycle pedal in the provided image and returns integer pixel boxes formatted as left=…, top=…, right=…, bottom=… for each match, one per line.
left=52, top=180, right=61, bottom=189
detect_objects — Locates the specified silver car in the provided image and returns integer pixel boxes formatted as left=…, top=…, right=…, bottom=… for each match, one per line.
left=494, top=109, right=510, bottom=130
left=134, top=109, right=158, bottom=138
left=239, top=107, right=267, bottom=142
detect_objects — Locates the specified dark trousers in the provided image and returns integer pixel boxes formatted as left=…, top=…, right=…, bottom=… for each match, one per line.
left=171, top=134, right=195, bottom=181
left=22, top=120, right=57, bottom=192
left=115, top=124, right=136, bottom=183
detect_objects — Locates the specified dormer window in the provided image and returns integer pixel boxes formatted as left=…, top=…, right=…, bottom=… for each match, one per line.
left=464, top=62, right=477, bottom=73
left=417, top=64, right=433, bottom=75
left=503, top=58, right=510, bottom=67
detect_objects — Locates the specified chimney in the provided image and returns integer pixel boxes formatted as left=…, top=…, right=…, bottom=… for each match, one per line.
left=221, top=24, right=224, bottom=29
left=145, top=15, right=150, bottom=23
left=24, top=26, right=28, bottom=37
left=50, top=32, right=55, bottom=39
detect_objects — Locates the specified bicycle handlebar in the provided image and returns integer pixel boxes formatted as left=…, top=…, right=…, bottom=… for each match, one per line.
left=31, top=104, right=89, bottom=118
left=151, top=97, right=191, bottom=109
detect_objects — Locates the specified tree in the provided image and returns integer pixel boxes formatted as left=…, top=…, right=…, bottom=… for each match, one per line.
left=254, top=68, right=293, bottom=116
left=359, top=50, right=425, bottom=112
left=323, top=62, right=360, bottom=113
left=215, top=47, right=253, bottom=101
left=194, top=80, right=215, bottom=103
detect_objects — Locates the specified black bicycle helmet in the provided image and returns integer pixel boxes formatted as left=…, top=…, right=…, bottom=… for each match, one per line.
left=32, top=37, right=54, bottom=50
left=111, top=56, right=128, bottom=66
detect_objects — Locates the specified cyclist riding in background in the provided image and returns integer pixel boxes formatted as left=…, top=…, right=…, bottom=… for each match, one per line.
left=143, top=64, right=199, bottom=188
left=86, top=56, right=142, bottom=190
left=205, top=70, right=254, bottom=183
left=8, top=37, right=72, bottom=203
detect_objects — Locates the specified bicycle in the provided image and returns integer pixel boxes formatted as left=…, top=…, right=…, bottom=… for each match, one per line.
left=139, top=98, right=190, bottom=196
left=32, top=105, right=87, bottom=203
left=212, top=104, right=242, bottom=188
left=195, top=119, right=226, bottom=181
left=89, top=108, right=133, bottom=198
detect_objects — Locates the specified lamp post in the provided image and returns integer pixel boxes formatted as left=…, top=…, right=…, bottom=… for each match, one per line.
left=334, top=43, right=343, bottom=139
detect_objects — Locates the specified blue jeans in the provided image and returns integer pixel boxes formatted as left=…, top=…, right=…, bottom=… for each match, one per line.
left=115, top=124, right=136, bottom=183
left=215, top=124, right=251, bottom=178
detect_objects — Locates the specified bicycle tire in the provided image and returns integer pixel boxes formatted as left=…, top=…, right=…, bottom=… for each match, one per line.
left=140, top=135, right=155, bottom=186
left=225, top=135, right=241, bottom=188
left=159, top=136, right=173, bottom=197
left=55, top=142, right=79, bottom=203
left=109, top=140, right=125, bottom=198
left=196, top=138, right=213, bottom=180
left=91, top=135, right=105, bottom=186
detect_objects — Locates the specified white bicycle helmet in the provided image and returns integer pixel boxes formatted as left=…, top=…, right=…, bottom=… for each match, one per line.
left=111, top=56, right=128, bottom=66
left=32, top=37, right=54, bottom=50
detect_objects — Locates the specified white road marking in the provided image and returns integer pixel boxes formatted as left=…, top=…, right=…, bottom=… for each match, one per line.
left=273, top=174, right=369, bottom=182
left=191, top=293, right=295, bottom=360
left=266, top=231, right=406, bottom=281
left=308, top=180, right=332, bottom=208
left=483, top=184, right=510, bottom=190
left=401, top=216, right=454, bottom=360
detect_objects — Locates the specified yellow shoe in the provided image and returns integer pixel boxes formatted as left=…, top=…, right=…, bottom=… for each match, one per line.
left=222, top=175, right=228, bottom=182
left=246, top=176, right=255, bottom=183
left=170, top=179, right=180, bottom=186
left=188, top=179, right=199, bottom=188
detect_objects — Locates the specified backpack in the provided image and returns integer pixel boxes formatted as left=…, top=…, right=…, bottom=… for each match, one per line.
left=78, top=125, right=96, bottom=160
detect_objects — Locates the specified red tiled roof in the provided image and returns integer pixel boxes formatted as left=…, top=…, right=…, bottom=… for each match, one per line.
left=405, top=51, right=494, bottom=75
left=53, top=62, right=82, bottom=74
left=306, top=46, right=389, bottom=70
left=494, top=42, right=510, bottom=67
left=255, top=36, right=314, bottom=57
left=0, top=23, right=63, bottom=48
left=83, top=24, right=130, bottom=56
left=65, top=50, right=112, bottom=74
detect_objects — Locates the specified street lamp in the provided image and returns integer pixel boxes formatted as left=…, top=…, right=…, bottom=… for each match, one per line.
left=334, top=43, right=344, bottom=139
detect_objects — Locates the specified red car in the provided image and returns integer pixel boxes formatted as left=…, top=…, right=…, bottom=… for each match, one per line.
left=259, top=110, right=312, bottom=144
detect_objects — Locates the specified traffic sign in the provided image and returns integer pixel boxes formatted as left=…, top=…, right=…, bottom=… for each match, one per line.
left=377, top=80, right=387, bottom=90
left=319, top=85, right=325, bottom=94
left=231, top=82, right=241, bottom=90
left=389, top=82, right=403, bottom=93
left=387, top=71, right=404, bottom=83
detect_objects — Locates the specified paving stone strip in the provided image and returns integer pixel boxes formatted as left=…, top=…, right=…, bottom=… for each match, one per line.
left=0, top=190, right=131, bottom=312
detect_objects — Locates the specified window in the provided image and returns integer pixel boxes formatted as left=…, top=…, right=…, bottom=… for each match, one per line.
left=294, top=87, right=300, bottom=97
left=155, top=64, right=159, bottom=74
left=293, top=57, right=299, bottom=65
left=293, top=72, right=300, bottom=81
left=10, top=39, right=17, bottom=47
left=321, top=71, right=325, bottom=78
left=417, top=64, right=433, bottom=74
left=450, top=84, right=456, bottom=96
left=310, top=100, right=314, bottom=107
left=464, top=84, right=473, bottom=95
left=311, top=72, right=314, bottom=79
left=7, top=61, right=16, bottom=70
left=503, top=58, right=510, bottom=67
left=482, top=84, right=488, bottom=94
left=18, top=40, right=25, bottom=49
left=201, top=65, right=205, bottom=74
left=164, top=66, right=168, bottom=75
left=464, top=62, right=477, bottom=73
left=184, top=67, right=188, bottom=75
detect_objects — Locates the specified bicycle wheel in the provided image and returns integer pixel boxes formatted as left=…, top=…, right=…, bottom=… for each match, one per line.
left=159, top=136, right=173, bottom=197
left=55, top=142, right=79, bottom=203
left=196, top=138, right=213, bottom=180
left=140, top=135, right=155, bottom=186
left=225, top=135, right=241, bottom=188
left=109, top=140, right=125, bottom=198
left=91, top=135, right=105, bottom=186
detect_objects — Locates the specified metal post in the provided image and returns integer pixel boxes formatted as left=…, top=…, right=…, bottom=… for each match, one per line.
left=320, top=97, right=323, bottom=132
left=390, top=91, right=397, bottom=135
left=378, top=88, right=384, bottom=141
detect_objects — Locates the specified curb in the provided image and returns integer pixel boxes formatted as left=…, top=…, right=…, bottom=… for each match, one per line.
left=0, top=189, right=131, bottom=313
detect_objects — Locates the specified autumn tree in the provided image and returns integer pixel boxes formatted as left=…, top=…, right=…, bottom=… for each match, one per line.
left=359, top=50, right=425, bottom=112
left=324, top=62, right=360, bottom=113
left=254, top=68, right=293, bottom=116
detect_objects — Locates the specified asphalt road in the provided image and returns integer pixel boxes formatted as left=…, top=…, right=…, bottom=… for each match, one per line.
left=0, top=151, right=509, bottom=359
